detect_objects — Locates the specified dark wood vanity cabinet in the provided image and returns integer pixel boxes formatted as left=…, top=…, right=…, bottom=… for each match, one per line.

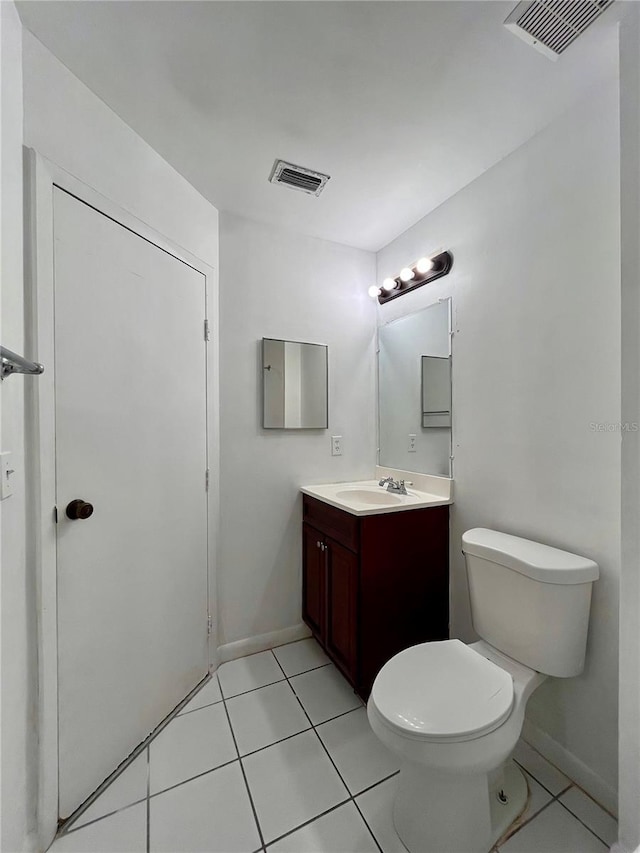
left=302, top=494, right=449, bottom=698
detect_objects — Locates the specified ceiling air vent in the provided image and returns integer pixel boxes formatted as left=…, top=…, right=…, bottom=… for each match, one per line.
left=269, top=160, right=330, bottom=197
left=504, top=0, right=615, bottom=60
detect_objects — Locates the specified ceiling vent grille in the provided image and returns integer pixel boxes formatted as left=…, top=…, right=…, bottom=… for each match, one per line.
left=504, top=0, right=614, bottom=59
left=269, top=160, right=330, bottom=197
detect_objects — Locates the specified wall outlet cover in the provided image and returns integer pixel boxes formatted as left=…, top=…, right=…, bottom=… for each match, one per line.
left=331, top=435, right=343, bottom=456
left=408, top=434, right=417, bottom=452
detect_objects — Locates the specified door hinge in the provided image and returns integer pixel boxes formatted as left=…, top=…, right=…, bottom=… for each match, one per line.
left=205, top=468, right=210, bottom=491
left=207, top=615, right=213, bottom=635
left=204, top=319, right=210, bottom=342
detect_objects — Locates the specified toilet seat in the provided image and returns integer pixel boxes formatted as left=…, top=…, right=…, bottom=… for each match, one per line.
left=371, top=639, right=514, bottom=743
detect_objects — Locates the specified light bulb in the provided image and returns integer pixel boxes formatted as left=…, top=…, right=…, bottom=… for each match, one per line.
left=382, top=277, right=397, bottom=291
left=368, top=285, right=382, bottom=298
left=400, top=267, right=414, bottom=282
left=416, top=257, right=434, bottom=274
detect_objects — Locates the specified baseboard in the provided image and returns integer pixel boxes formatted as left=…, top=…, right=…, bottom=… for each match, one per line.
left=522, top=719, right=618, bottom=816
left=217, top=623, right=312, bottom=664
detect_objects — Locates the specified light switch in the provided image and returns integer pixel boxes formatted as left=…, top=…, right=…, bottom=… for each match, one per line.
left=1, top=452, right=15, bottom=500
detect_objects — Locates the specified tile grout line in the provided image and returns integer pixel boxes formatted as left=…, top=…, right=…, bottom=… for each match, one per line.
left=60, top=651, right=338, bottom=837
left=63, top=797, right=148, bottom=835
left=62, top=700, right=372, bottom=837
left=555, top=796, right=612, bottom=848
left=63, top=757, right=242, bottom=835
left=220, top=686, right=267, bottom=851
left=58, top=671, right=213, bottom=835
left=497, top=773, right=609, bottom=849
left=57, top=642, right=613, bottom=852
left=268, top=651, right=385, bottom=853
left=214, top=661, right=332, bottom=706
left=496, top=796, right=558, bottom=849
left=496, top=761, right=571, bottom=846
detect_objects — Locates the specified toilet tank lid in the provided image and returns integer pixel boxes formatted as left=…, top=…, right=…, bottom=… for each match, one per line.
left=462, top=529, right=599, bottom=585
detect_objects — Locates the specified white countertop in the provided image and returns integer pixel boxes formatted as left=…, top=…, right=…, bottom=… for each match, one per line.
left=300, top=478, right=453, bottom=517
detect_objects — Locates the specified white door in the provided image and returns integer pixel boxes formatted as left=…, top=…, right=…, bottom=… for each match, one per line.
left=53, top=187, right=209, bottom=818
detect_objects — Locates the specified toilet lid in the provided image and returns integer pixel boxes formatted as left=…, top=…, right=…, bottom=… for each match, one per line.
left=371, top=640, right=514, bottom=742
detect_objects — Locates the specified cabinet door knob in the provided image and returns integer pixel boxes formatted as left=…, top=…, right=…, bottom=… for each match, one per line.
left=66, top=499, right=94, bottom=520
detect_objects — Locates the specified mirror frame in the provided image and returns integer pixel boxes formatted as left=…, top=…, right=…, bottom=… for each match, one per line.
left=261, top=337, right=329, bottom=430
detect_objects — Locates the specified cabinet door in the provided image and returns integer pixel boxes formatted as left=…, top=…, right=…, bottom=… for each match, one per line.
left=325, top=538, right=358, bottom=683
left=302, top=523, right=325, bottom=641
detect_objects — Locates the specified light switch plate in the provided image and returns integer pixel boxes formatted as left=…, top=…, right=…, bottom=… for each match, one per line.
left=408, top=434, right=417, bottom=452
left=1, top=452, right=15, bottom=500
left=331, top=435, right=343, bottom=456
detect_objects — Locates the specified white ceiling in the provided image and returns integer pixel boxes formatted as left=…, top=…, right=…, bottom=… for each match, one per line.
left=17, top=1, right=619, bottom=251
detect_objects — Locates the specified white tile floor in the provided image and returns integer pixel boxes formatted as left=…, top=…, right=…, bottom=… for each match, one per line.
left=50, top=638, right=617, bottom=853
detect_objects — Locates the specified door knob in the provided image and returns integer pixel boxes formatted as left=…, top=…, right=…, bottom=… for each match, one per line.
left=66, top=499, right=94, bottom=520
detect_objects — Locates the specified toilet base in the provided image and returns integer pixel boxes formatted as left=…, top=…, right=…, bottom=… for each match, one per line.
left=392, top=759, right=528, bottom=853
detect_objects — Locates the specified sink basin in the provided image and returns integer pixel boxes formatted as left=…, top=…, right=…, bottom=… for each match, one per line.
left=335, top=488, right=402, bottom=506
left=301, top=478, right=452, bottom=516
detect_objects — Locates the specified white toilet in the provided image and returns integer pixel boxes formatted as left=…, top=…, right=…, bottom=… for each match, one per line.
left=367, top=528, right=599, bottom=853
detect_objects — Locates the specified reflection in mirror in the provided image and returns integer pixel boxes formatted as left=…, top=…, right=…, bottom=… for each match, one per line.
left=378, top=300, right=452, bottom=476
left=262, top=338, right=328, bottom=429
left=422, top=356, right=451, bottom=428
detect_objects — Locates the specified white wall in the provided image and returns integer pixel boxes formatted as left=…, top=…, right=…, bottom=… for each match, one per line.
left=218, top=212, right=376, bottom=646
left=377, top=80, right=621, bottom=808
left=1, top=7, right=39, bottom=852
left=618, top=6, right=640, bottom=851
left=22, top=30, right=218, bottom=269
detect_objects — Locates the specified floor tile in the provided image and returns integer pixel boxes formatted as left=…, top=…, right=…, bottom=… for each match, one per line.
left=268, top=802, right=377, bottom=853
left=559, top=786, right=618, bottom=847
left=50, top=803, right=146, bottom=853
left=521, top=770, right=553, bottom=822
left=498, top=769, right=553, bottom=844
left=179, top=674, right=223, bottom=714
left=73, top=753, right=148, bottom=828
left=150, top=761, right=261, bottom=853
left=512, top=740, right=570, bottom=795
left=356, top=775, right=406, bottom=853
left=290, top=665, right=361, bottom=725
left=499, top=801, right=607, bottom=852
left=226, top=680, right=310, bottom=755
left=273, top=638, right=330, bottom=677
left=243, top=730, right=348, bottom=844
left=316, top=707, right=400, bottom=795
left=149, top=702, right=236, bottom=794
left=218, top=651, right=284, bottom=698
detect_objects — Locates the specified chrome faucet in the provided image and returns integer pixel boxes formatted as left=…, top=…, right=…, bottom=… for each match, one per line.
left=379, top=477, right=412, bottom=495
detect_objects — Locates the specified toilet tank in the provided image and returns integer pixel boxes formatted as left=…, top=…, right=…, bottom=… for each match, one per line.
left=462, top=529, right=599, bottom=677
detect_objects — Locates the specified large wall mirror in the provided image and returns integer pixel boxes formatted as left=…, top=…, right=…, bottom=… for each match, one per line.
left=378, top=300, right=452, bottom=476
left=262, top=338, right=328, bottom=429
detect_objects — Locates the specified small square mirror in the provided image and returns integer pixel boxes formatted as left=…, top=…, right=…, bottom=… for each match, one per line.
left=262, top=338, right=328, bottom=429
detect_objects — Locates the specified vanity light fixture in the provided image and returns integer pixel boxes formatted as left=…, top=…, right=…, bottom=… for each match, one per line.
left=370, top=250, right=454, bottom=304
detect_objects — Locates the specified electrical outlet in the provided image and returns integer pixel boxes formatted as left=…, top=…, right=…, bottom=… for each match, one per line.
left=1, top=452, right=15, bottom=500
left=331, top=435, right=343, bottom=456
left=408, top=434, right=417, bottom=452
